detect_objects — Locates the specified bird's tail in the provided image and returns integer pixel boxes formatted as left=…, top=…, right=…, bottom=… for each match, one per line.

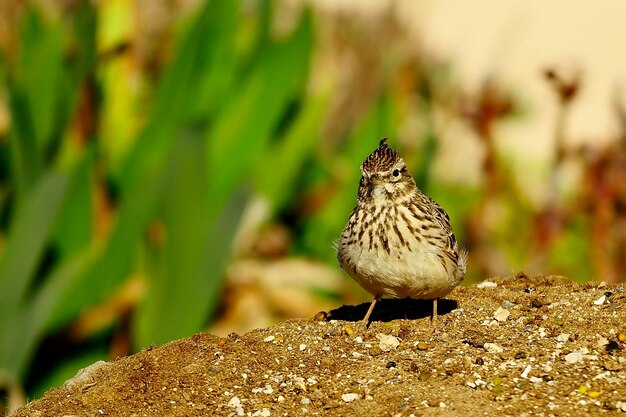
left=458, top=247, right=469, bottom=279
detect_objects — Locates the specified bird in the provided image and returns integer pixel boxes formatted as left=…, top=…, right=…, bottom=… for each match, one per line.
left=336, top=138, right=467, bottom=326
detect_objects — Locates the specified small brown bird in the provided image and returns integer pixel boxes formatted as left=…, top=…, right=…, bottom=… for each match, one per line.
left=336, top=139, right=467, bottom=325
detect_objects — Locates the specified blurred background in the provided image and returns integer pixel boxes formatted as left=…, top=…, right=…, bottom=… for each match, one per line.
left=1, top=0, right=625, bottom=411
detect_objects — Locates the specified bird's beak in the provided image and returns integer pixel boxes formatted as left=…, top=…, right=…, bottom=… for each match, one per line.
left=369, top=177, right=383, bottom=186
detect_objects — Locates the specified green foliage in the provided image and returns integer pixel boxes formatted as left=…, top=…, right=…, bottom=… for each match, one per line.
left=255, top=93, right=329, bottom=211
left=0, top=172, right=70, bottom=377
left=206, top=9, right=313, bottom=208
left=0, top=0, right=315, bottom=398
left=131, top=136, right=247, bottom=348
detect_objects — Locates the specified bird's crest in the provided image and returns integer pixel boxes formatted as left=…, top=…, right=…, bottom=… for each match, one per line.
left=361, top=138, right=400, bottom=174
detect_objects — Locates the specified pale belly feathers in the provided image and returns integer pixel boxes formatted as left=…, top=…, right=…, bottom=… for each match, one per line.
left=338, top=205, right=462, bottom=300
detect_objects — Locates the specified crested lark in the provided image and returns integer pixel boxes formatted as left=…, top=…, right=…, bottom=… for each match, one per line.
left=337, top=139, right=467, bottom=325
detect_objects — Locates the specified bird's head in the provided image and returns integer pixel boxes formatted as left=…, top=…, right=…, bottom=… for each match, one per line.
left=358, top=138, right=417, bottom=202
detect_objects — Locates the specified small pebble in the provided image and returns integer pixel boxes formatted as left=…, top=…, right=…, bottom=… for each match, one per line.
left=493, top=307, right=510, bottom=322
left=475, top=357, right=484, bottom=366
left=502, top=300, right=516, bottom=309
left=477, top=281, right=497, bottom=289
left=529, top=376, right=543, bottom=384
left=386, top=361, right=397, bottom=369
left=369, top=346, right=383, bottom=356
left=484, top=343, right=504, bottom=353
left=417, top=371, right=431, bottom=381
left=463, top=330, right=487, bottom=348
left=263, top=336, right=275, bottom=343
left=564, top=352, right=583, bottom=364
left=588, top=391, right=601, bottom=399
left=556, top=333, right=569, bottom=343
left=344, top=326, right=355, bottom=336
left=515, top=351, right=527, bottom=360
left=416, top=341, right=428, bottom=351
left=228, top=396, right=241, bottom=407
left=377, top=334, right=400, bottom=352
left=593, top=295, right=607, bottom=305
left=341, top=393, right=359, bottom=403
left=618, top=332, right=626, bottom=342
left=299, top=344, right=306, bottom=351
left=521, top=365, right=531, bottom=378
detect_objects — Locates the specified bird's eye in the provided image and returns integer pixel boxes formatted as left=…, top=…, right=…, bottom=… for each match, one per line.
left=392, top=169, right=400, bottom=177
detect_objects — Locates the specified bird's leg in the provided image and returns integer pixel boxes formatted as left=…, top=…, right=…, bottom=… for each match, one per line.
left=362, top=295, right=380, bottom=326
left=431, top=298, right=438, bottom=329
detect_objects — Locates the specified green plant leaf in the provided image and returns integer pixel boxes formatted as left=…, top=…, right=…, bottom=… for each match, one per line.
left=48, top=174, right=160, bottom=331
left=132, top=134, right=247, bottom=347
left=254, top=92, right=329, bottom=212
left=205, top=10, right=313, bottom=210
left=0, top=172, right=69, bottom=379
left=7, top=5, right=95, bottom=200
left=0, top=249, right=95, bottom=378
left=17, top=9, right=65, bottom=155
left=52, top=147, right=94, bottom=257
left=0, top=172, right=69, bottom=314
left=186, top=1, right=238, bottom=120
left=118, top=1, right=239, bottom=192
left=7, top=89, right=40, bottom=197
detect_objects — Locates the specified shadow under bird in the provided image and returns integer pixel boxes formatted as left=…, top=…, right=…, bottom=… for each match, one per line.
left=336, top=138, right=467, bottom=325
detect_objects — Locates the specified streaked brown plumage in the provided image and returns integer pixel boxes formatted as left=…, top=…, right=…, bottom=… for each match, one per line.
left=336, top=138, right=467, bottom=325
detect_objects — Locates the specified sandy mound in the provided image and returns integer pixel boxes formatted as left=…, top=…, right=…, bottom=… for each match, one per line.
left=11, top=274, right=626, bottom=416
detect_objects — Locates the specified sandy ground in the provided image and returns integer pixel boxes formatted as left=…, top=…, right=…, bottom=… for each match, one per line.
left=10, top=274, right=626, bottom=416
